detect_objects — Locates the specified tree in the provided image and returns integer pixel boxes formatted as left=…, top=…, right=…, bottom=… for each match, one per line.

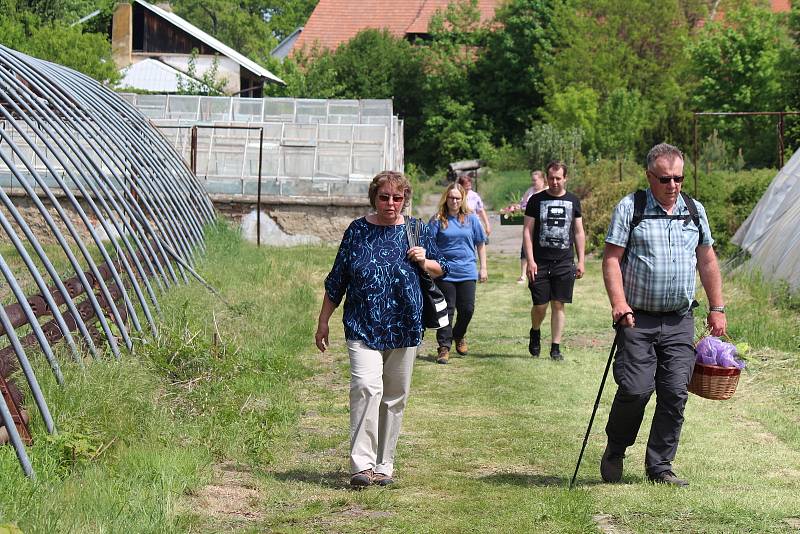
left=780, top=5, right=800, bottom=155
left=172, top=0, right=319, bottom=65
left=470, top=0, right=562, bottom=144
left=542, top=0, right=693, bottom=155
left=172, top=0, right=278, bottom=64
left=0, top=10, right=119, bottom=85
left=687, top=4, right=792, bottom=166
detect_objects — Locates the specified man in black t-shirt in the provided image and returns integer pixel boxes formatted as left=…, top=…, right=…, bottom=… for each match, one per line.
left=522, top=160, right=586, bottom=360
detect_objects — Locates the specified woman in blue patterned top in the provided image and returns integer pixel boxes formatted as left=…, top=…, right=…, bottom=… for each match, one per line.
left=314, top=171, right=448, bottom=488
left=429, top=183, right=487, bottom=364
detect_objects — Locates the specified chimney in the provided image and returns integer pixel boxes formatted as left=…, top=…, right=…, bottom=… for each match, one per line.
left=111, top=2, right=132, bottom=69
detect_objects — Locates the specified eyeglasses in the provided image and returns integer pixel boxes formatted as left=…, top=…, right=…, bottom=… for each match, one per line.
left=649, top=172, right=685, bottom=184
left=377, top=193, right=405, bottom=203
left=447, top=196, right=462, bottom=201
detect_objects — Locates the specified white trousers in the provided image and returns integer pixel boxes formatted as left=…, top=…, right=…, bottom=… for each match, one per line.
left=346, top=339, right=417, bottom=476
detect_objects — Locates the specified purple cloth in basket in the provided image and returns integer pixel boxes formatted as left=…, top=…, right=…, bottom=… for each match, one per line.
left=695, top=336, right=745, bottom=369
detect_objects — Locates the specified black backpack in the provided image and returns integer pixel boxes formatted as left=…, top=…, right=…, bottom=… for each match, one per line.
left=628, top=190, right=705, bottom=247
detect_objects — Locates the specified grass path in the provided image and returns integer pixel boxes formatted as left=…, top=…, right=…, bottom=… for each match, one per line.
left=244, top=253, right=800, bottom=533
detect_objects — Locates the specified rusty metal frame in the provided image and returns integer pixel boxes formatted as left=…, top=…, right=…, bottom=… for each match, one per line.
left=691, top=111, right=800, bottom=197
left=0, top=45, right=215, bottom=478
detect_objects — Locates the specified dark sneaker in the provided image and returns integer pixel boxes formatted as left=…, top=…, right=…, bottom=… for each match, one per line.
left=528, top=329, right=541, bottom=357
left=600, top=446, right=624, bottom=483
left=437, top=346, right=450, bottom=364
left=350, top=469, right=374, bottom=488
left=372, top=472, right=394, bottom=486
left=550, top=348, right=564, bottom=361
left=648, top=470, right=689, bottom=487
left=455, top=339, right=468, bottom=356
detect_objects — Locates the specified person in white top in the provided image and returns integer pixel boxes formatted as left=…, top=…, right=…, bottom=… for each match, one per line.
left=518, top=170, right=547, bottom=282
left=458, top=173, right=491, bottom=239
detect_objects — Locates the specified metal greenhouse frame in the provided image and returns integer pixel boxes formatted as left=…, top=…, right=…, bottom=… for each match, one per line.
left=0, top=45, right=215, bottom=478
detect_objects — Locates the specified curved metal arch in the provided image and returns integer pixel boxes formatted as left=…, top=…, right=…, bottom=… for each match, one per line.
left=0, top=45, right=214, bottom=478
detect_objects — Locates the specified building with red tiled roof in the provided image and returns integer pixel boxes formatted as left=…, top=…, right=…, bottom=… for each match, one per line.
left=288, top=0, right=501, bottom=56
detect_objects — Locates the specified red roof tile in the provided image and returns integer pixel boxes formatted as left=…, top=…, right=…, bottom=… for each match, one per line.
left=291, top=0, right=502, bottom=56
left=771, top=0, right=792, bottom=12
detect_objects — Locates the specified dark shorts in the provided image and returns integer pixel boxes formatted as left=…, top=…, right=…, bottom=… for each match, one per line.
left=528, top=259, right=576, bottom=305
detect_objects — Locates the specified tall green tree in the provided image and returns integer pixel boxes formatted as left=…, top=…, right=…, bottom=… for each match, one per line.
left=780, top=5, right=800, bottom=154
left=470, top=0, right=562, bottom=145
left=414, top=0, right=491, bottom=166
left=172, top=0, right=318, bottom=64
left=0, top=7, right=119, bottom=85
left=542, top=0, right=693, bottom=157
left=687, top=4, right=792, bottom=166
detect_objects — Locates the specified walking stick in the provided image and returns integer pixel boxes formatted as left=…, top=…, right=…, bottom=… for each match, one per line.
left=569, top=312, right=633, bottom=489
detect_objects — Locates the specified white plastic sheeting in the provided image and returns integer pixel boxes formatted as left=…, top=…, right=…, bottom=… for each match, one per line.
left=732, top=149, right=800, bottom=289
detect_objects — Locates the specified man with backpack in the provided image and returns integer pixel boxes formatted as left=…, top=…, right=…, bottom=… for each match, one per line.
left=599, top=143, right=727, bottom=487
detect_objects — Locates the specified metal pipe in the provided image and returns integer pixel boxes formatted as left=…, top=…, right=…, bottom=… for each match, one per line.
left=0, top=134, right=123, bottom=358
left=0, top=293, right=57, bottom=436
left=0, top=98, right=134, bottom=351
left=0, top=210, right=84, bottom=364
left=0, top=253, right=65, bottom=384
left=0, top=387, right=34, bottom=478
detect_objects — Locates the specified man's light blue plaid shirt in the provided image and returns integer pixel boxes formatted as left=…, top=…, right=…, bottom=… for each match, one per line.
left=605, top=189, right=714, bottom=314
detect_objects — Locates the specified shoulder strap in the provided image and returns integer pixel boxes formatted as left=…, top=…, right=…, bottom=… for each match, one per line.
left=680, top=192, right=705, bottom=244
left=404, top=216, right=416, bottom=249
left=630, top=189, right=647, bottom=233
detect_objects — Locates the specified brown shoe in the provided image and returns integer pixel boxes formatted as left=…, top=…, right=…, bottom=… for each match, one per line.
left=455, top=339, right=468, bottom=355
left=350, top=469, right=374, bottom=487
left=436, top=346, right=450, bottom=364
left=372, top=472, right=394, bottom=486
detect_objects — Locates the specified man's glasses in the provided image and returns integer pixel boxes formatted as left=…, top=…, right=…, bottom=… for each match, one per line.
left=649, top=171, right=684, bottom=184
left=657, top=175, right=684, bottom=184
left=378, top=193, right=405, bottom=203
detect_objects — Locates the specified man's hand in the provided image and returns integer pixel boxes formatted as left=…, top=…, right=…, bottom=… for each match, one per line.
left=479, top=267, right=488, bottom=282
left=526, top=260, right=538, bottom=282
left=707, top=311, right=727, bottom=337
left=575, top=261, right=585, bottom=279
left=612, top=303, right=635, bottom=328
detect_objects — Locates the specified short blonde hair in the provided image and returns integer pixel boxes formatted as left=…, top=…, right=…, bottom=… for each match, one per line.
left=368, top=171, right=411, bottom=210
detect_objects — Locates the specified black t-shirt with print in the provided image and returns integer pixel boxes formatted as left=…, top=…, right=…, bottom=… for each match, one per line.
left=524, top=190, right=582, bottom=262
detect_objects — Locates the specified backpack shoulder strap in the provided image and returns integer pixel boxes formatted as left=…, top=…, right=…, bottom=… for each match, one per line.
left=630, top=189, right=647, bottom=233
left=680, top=191, right=705, bottom=244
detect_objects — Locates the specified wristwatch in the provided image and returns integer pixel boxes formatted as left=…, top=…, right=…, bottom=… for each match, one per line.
left=709, top=306, right=726, bottom=313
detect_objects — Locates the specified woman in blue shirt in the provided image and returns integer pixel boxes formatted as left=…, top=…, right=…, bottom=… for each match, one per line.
left=314, top=171, right=448, bottom=488
left=429, top=183, right=487, bottom=364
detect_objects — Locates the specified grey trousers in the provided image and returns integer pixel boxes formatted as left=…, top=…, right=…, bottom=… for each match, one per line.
left=346, top=339, right=417, bottom=476
left=604, top=310, right=696, bottom=476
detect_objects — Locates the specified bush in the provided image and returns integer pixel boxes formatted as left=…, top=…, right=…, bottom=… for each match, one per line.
left=569, top=159, right=644, bottom=252
left=480, top=141, right=529, bottom=172
left=523, top=122, right=584, bottom=174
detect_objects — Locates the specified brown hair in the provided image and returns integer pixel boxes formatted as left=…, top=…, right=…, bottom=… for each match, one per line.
left=434, top=183, right=470, bottom=229
left=546, top=160, right=568, bottom=177
left=368, top=171, right=412, bottom=210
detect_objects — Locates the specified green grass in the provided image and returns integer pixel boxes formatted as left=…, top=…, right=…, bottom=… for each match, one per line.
left=1, top=224, right=799, bottom=532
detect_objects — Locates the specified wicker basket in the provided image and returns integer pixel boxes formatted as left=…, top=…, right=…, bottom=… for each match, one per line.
left=688, top=362, right=741, bottom=400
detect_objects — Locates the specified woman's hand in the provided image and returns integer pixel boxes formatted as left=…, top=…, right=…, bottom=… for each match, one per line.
left=479, top=267, right=488, bottom=282
left=315, top=322, right=329, bottom=352
left=407, top=246, right=427, bottom=268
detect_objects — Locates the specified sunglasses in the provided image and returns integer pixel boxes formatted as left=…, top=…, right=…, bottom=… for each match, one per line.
left=447, top=196, right=462, bottom=201
left=649, top=171, right=685, bottom=184
left=378, top=193, right=405, bottom=203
